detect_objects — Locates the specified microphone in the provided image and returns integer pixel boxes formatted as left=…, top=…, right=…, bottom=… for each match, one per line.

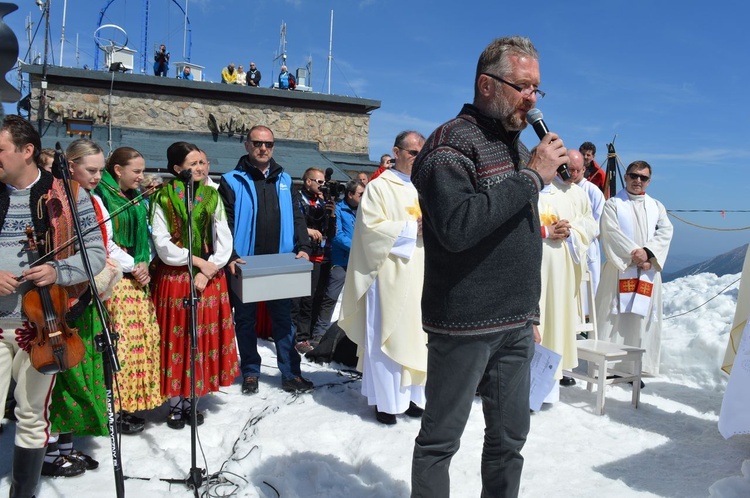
left=324, top=167, right=334, bottom=182
left=177, top=168, right=193, bottom=183
left=51, top=142, right=66, bottom=179
left=526, top=109, right=570, bottom=181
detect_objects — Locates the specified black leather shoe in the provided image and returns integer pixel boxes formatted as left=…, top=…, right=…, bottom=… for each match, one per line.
left=122, top=412, right=145, bottom=425
left=41, top=455, right=86, bottom=477
left=183, top=407, right=204, bottom=426
left=68, top=449, right=99, bottom=470
left=560, top=376, right=576, bottom=387
left=282, top=376, right=313, bottom=393
left=375, top=409, right=397, bottom=425
left=166, top=405, right=186, bottom=430
left=242, top=376, right=259, bottom=395
left=116, top=412, right=145, bottom=434
left=404, top=402, right=424, bottom=418
left=628, top=380, right=646, bottom=389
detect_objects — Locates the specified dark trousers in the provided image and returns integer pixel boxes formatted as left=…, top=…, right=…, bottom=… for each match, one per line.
left=231, top=291, right=301, bottom=382
left=311, top=265, right=347, bottom=340
left=291, top=261, right=322, bottom=342
left=412, top=324, right=534, bottom=498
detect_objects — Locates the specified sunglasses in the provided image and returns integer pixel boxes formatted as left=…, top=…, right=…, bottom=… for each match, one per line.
left=310, top=179, right=325, bottom=185
left=627, top=172, right=650, bottom=182
left=397, top=146, right=419, bottom=157
left=250, top=141, right=274, bottom=149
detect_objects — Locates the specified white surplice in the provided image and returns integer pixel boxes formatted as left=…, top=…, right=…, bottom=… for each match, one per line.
left=338, top=169, right=427, bottom=414
left=538, top=181, right=598, bottom=381
left=595, top=189, right=673, bottom=375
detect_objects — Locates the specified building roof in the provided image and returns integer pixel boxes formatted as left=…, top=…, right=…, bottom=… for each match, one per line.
left=41, top=124, right=353, bottom=181
left=23, top=64, right=381, bottom=114
left=321, top=151, right=378, bottom=174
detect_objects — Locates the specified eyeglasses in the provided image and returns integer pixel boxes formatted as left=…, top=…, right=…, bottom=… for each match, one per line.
left=310, top=179, right=325, bottom=185
left=482, top=73, right=545, bottom=99
left=250, top=141, right=274, bottom=149
left=396, top=146, right=419, bottom=157
left=627, top=172, right=650, bottom=182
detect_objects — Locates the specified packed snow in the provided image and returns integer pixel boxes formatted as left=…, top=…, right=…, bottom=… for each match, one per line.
left=1, top=272, right=749, bottom=497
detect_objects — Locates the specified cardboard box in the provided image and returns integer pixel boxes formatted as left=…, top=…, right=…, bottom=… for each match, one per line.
left=229, top=253, right=313, bottom=303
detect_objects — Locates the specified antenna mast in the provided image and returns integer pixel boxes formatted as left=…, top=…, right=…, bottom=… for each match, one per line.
left=276, top=21, right=287, bottom=66
left=182, top=0, right=188, bottom=59
left=38, top=0, right=51, bottom=135
left=327, top=10, right=333, bottom=94
left=59, top=0, right=67, bottom=65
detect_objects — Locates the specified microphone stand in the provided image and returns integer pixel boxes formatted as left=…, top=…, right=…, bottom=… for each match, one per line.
left=53, top=145, right=125, bottom=498
left=162, top=171, right=204, bottom=497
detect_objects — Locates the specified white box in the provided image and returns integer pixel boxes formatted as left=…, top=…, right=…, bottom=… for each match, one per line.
left=229, top=253, right=312, bottom=303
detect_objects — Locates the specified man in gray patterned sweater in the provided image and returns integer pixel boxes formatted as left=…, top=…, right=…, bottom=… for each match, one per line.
left=411, top=36, right=567, bottom=498
left=0, top=115, right=105, bottom=498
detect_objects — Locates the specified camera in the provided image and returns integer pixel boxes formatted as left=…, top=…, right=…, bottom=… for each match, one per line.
left=319, top=179, right=345, bottom=202
left=320, top=167, right=346, bottom=202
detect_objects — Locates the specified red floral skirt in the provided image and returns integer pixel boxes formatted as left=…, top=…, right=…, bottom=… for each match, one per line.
left=152, top=265, right=239, bottom=398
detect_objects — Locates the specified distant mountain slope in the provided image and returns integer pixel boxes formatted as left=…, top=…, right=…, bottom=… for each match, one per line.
left=664, top=243, right=748, bottom=282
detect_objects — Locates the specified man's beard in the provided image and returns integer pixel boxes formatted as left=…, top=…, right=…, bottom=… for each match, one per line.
left=488, top=95, right=527, bottom=131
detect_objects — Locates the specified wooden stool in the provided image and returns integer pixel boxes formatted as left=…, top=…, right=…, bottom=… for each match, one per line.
left=565, top=269, right=646, bottom=415
left=566, top=340, right=645, bottom=415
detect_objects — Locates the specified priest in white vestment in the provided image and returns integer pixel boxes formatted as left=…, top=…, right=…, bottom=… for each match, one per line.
left=595, top=161, right=673, bottom=376
left=338, top=131, right=427, bottom=425
left=537, top=178, right=597, bottom=401
left=568, top=150, right=605, bottom=296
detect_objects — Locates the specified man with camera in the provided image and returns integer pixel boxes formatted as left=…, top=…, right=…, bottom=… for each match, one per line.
left=338, top=130, right=427, bottom=425
left=292, top=168, right=337, bottom=354
left=153, top=44, right=169, bottom=77
left=308, top=179, right=365, bottom=347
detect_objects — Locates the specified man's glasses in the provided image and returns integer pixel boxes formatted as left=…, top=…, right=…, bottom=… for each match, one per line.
left=482, top=73, right=545, bottom=99
left=250, top=141, right=274, bottom=149
left=310, top=179, right=325, bottom=185
left=627, top=172, right=650, bottom=182
left=396, top=146, right=419, bottom=157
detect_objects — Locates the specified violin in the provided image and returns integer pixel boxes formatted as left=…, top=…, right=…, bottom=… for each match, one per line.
left=21, top=225, right=85, bottom=374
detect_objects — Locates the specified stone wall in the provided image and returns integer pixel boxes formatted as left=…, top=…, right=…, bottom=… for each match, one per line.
left=32, top=84, right=371, bottom=154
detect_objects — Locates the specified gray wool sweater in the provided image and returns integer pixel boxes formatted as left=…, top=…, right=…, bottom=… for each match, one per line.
left=0, top=177, right=105, bottom=322
left=412, top=104, right=543, bottom=336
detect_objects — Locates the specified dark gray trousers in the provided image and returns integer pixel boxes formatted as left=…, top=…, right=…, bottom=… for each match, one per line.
left=411, top=324, right=534, bottom=498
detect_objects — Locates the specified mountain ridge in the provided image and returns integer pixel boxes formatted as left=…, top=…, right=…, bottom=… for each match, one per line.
left=663, top=243, right=748, bottom=282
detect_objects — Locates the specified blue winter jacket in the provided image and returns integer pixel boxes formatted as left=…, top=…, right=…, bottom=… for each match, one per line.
left=331, top=198, right=357, bottom=268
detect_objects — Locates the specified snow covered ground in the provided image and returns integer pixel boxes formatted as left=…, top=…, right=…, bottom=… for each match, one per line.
left=1, top=272, right=749, bottom=497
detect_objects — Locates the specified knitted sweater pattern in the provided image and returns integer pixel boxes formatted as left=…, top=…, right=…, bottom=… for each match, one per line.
left=412, top=104, right=543, bottom=335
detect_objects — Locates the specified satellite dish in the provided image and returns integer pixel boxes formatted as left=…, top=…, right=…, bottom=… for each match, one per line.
left=94, top=24, right=128, bottom=69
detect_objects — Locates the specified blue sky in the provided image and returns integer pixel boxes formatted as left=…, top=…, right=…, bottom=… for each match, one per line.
left=3, top=0, right=749, bottom=263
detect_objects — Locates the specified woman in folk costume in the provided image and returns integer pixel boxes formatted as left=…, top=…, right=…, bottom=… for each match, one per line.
left=150, top=141, right=238, bottom=429
left=95, top=147, right=163, bottom=434
left=45, top=139, right=120, bottom=477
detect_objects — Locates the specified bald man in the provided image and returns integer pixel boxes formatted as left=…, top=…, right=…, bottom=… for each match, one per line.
left=566, top=149, right=604, bottom=300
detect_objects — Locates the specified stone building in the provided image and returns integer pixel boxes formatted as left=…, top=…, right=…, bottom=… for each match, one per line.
left=23, top=64, right=380, bottom=180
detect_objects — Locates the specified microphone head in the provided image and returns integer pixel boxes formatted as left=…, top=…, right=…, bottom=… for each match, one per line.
left=526, top=108, right=543, bottom=125
left=177, top=168, right=193, bottom=182
left=51, top=151, right=65, bottom=179
left=324, top=167, right=334, bottom=181
left=51, top=142, right=67, bottom=179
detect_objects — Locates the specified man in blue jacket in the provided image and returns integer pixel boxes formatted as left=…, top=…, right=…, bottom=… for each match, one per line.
left=308, top=179, right=365, bottom=344
left=218, top=125, right=313, bottom=395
